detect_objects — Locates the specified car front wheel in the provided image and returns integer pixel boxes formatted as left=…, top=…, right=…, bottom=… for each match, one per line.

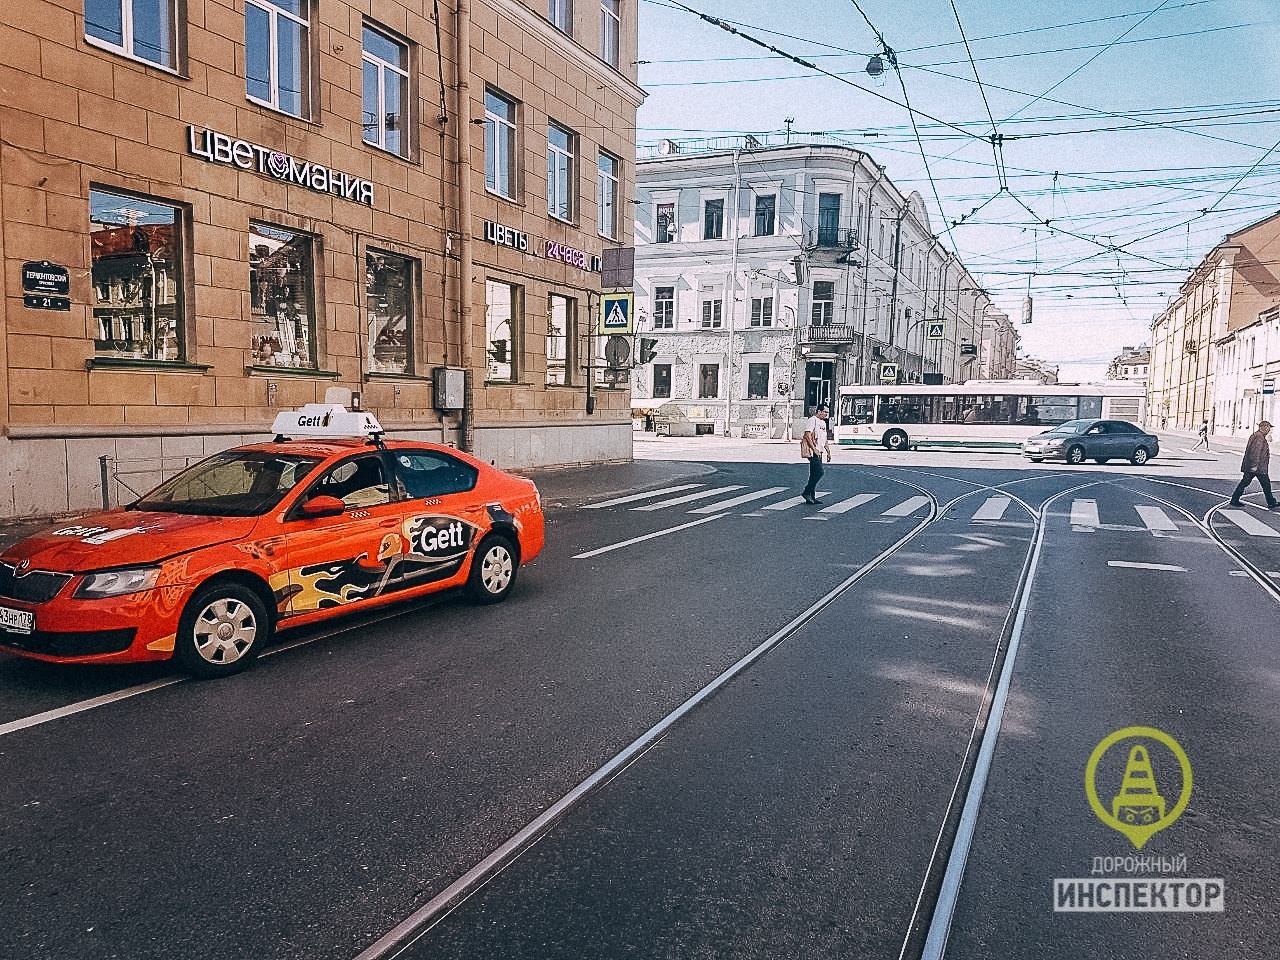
left=1131, top=447, right=1150, bottom=465
left=467, top=534, right=518, bottom=604
left=1066, top=445, right=1086, bottom=465
left=174, top=582, right=270, bottom=678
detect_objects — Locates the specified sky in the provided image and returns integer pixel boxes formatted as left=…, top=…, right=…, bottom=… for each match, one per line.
left=633, top=0, right=1280, bottom=381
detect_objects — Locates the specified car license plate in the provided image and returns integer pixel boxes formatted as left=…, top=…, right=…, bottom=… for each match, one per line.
left=0, top=604, right=34, bottom=635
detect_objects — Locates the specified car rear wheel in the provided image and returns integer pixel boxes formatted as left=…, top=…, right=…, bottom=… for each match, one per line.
left=1131, top=447, right=1150, bottom=466
left=884, top=430, right=909, bottom=451
left=467, top=534, right=518, bottom=604
left=174, top=582, right=269, bottom=678
left=1066, top=445, right=1086, bottom=465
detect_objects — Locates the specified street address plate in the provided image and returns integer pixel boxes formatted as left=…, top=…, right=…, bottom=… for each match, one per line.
left=0, top=604, right=35, bottom=635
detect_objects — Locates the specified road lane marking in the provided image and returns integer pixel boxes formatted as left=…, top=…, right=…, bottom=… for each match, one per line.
left=0, top=678, right=185, bottom=739
left=688, top=487, right=788, bottom=514
left=1220, top=509, right=1280, bottom=538
left=1107, top=561, right=1188, bottom=572
left=971, top=496, right=1011, bottom=522
left=1070, top=498, right=1099, bottom=528
left=883, top=495, right=931, bottom=517
left=572, top=514, right=727, bottom=559
left=821, top=493, right=881, bottom=514
left=1134, top=505, right=1178, bottom=535
left=582, top=484, right=703, bottom=509
left=760, top=491, right=831, bottom=511
left=632, top=485, right=744, bottom=511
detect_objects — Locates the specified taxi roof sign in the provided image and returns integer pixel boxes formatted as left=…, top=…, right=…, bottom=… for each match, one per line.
left=271, top=404, right=384, bottom=440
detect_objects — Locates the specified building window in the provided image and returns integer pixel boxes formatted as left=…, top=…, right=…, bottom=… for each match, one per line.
left=703, top=198, right=724, bottom=240
left=90, top=190, right=185, bottom=362
left=366, top=250, right=413, bottom=374
left=549, top=0, right=571, bottom=34
left=485, top=90, right=518, bottom=200
left=656, top=202, right=675, bottom=243
left=362, top=25, right=410, bottom=158
left=249, top=222, right=316, bottom=369
left=85, top=0, right=177, bottom=68
left=546, top=293, right=574, bottom=386
left=698, top=363, right=719, bottom=399
left=817, top=193, right=841, bottom=246
left=750, top=296, right=773, bottom=327
left=754, top=195, right=775, bottom=237
left=246, top=0, right=310, bottom=118
left=653, top=286, right=675, bottom=329
left=597, top=152, right=619, bottom=239
left=547, top=124, right=575, bottom=222
left=486, top=280, right=519, bottom=382
left=812, top=281, right=835, bottom=324
left=701, top=298, right=722, bottom=329
left=653, top=363, right=672, bottom=399
left=600, top=0, right=620, bottom=68
left=747, top=362, right=770, bottom=400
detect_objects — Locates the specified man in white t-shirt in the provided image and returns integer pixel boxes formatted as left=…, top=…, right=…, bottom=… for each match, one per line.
left=801, top=403, right=832, bottom=504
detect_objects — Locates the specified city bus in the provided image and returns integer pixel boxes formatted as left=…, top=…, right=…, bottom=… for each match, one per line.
left=835, top=381, right=1147, bottom=451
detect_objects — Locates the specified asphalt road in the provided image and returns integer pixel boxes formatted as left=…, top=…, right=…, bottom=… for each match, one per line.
left=2, top=453, right=1278, bottom=960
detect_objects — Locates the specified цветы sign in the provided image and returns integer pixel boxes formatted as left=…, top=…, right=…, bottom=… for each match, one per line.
left=187, top=127, right=374, bottom=207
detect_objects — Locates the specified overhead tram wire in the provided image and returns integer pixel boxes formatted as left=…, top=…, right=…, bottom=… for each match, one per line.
left=846, top=0, right=958, bottom=246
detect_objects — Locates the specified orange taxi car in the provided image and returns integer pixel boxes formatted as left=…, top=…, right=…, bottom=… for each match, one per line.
left=0, top=405, right=544, bottom=677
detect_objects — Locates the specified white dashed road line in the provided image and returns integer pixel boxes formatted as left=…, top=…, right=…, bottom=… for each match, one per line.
left=1107, top=561, right=1188, bottom=572
left=1070, top=498, right=1099, bottom=529
left=882, top=495, right=931, bottom=517
left=573, top=514, right=728, bottom=559
left=821, top=493, right=882, bottom=515
left=689, top=487, right=789, bottom=514
left=1220, top=509, right=1280, bottom=538
left=971, top=496, right=1011, bottom=522
left=583, top=484, right=703, bottom=509
left=1134, top=505, right=1179, bottom=535
left=632, top=485, right=744, bottom=511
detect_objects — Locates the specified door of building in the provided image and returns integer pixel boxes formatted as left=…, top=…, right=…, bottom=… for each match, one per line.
left=805, top=361, right=835, bottom=414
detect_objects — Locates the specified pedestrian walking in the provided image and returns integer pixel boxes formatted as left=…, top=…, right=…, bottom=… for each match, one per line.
left=1229, top=421, right=1278, bottom=508
left=801, top=403, right=832, bottom=504
left=1194, top=418, right=1210, bottom=451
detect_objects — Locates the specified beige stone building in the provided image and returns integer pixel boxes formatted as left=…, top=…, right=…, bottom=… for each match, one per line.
left=0, top=0, right=642, bottom=517
left=1148, top=211, right=1280, bottom=433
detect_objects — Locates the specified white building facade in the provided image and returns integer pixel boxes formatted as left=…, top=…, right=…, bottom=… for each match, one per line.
left=630, top=141, right=991, bottom=436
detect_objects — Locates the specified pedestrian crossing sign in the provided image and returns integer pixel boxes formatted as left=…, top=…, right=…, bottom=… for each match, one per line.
left=599, top=293, right=634, bottom=334
left=926, top=320, right=945, bottom=341
left=879, top=362, right=899, bottom=383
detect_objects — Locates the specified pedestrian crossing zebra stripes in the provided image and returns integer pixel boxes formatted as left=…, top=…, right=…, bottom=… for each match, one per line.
left=579, top=488, right=1280, bottom=538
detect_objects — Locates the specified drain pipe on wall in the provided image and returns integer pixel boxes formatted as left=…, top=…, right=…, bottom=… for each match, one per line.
left=455, top=0, right=476, bottom=452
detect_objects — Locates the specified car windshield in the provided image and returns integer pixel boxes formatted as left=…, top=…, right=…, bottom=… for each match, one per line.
left=1048, top=420, right=1091, bottom=434
left=134, top=453, right=322, bottom=516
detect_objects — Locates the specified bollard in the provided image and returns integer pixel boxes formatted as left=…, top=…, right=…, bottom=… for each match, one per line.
left=99, top=455, right=110, bottom=510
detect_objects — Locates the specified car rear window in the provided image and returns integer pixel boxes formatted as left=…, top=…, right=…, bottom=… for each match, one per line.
left=134, top=453, right=322, bottom=516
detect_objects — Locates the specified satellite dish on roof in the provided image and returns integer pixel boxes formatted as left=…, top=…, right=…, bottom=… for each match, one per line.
left=658, top=139, right=680, bottom=155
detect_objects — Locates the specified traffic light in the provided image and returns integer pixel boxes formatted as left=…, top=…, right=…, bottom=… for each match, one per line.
left=637, top=337, right=659, bottom=364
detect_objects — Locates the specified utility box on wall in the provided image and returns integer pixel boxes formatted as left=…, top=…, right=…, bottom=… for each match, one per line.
left=433, top=367, right=466, bottom=410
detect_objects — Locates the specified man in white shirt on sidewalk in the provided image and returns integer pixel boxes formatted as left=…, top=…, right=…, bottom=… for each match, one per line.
left=801, top=403, right=832, bottom=504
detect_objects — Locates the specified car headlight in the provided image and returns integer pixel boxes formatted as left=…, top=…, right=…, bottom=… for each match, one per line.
left=74, top=566, right=161, bottom=599
left=1045, top=438, right=1065, bottom=447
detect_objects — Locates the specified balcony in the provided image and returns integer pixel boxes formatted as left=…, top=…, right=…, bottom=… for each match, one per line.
left=801, top=324, right=857, bottom=344
left=806, top=228, right=859, bottom=249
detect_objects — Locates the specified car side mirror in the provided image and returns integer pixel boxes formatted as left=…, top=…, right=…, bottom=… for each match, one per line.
left=302, top=495, right=345, bottom=518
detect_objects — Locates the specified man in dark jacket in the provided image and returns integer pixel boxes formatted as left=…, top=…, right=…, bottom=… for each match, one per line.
left=1230, top=420, right=1278, bottom=508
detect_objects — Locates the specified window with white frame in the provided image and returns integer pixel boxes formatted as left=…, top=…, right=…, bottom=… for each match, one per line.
left=597, top=151, right=619, bottom=239
left=750, top=296, right=773, bottom=327
left=362, top=25, right=410, bottom=158
left=653, top=363, right=672, bottom=399
left=486, top=280, right=520, bottom=382
left=600, top=0, right=620, bottom=68
left=754, top=195, right=775, bottom=236
left=703, top=198, right=724, bottom=240
left=812, top=281, right=835, bottom=324
left=546, top=293, right=575, bottom=386
left=747, top=362, right=770, bottom=400
left=85, top=0, right=177, bottom=68
left=698, top=363, right=719, bottom=399
left=485, top=90, right=518, bottom=200
left=547, top=124, right=575, bottom=222
left=246, top=0, right=310, bottom=118
left=653, top=286, right=675, bottom=329
left=701, top=298, right=722, bottom=328
left=549, top=0, right=571, bottom=34
left=655, top=202, right=675, bottom=243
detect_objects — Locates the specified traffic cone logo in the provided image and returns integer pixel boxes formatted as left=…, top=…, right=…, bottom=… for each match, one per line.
left=1085, top=727, right=1193, bottom=850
